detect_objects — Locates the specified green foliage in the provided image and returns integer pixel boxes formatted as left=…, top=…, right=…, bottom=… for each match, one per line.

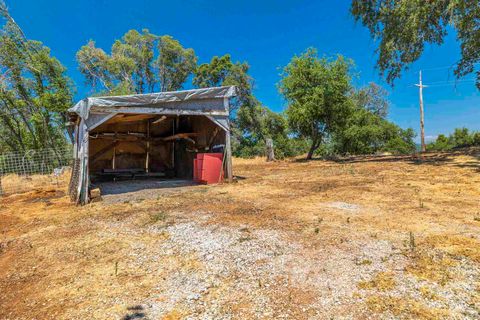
left=473, top=132, right=480, bottom=146
left=351, top=0, right=480, bottom=88
left=234, top=104, right=308, bottom=159
left=452, top=127, right=473, bottom=147
left=333, top=107, right=416, bottom=155
left=0, top=3, right=73, bottom=152
left=193, top=54, right=255, bottom=113
left=381, top=128, right=417, bottom=154
left=279, top=48, right=355, bottom=159
left=427, top=134, right=452, bottom=151
left=193, top=54, right=276, bottom=157
left=352, top=82, right=389, bottom=118
left=427, top=128, right=480, bottom=151
left=157, top=35, right=197, bottom=92
left=76, top=29, right=197, bottom=95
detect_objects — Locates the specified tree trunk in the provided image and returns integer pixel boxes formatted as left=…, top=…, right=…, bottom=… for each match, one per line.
left=306, top=137, right=321, bottom=160
left=266, top=138, right=275, bottom=162
left=306, top=144, right=316, bottom=160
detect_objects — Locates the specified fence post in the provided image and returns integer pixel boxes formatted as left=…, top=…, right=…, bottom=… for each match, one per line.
left=266, top=138, right=275, bottom=162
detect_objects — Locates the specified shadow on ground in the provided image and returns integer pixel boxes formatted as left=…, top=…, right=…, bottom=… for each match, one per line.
left=122, top=305, right=146, bottom=320
left=302, top=148, right=480, bottom=172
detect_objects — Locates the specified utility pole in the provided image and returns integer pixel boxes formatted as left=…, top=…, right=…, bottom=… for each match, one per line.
left=415, top=71, right=428, bottom=153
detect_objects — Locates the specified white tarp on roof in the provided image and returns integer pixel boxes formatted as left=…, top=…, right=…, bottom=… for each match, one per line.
left=68, top=86, right=236, bottom=205
left=69, top=86, right=236, bottom=119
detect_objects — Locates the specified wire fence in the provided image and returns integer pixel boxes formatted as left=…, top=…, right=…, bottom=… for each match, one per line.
left=0, top=147, right=73, bottom=196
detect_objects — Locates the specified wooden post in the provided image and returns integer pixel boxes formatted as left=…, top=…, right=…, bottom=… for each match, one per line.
left=112, top=146, right=116, bottom=170
left=146, top=120, right=150, bottom=173
left=415, top=71, right=427, bottom=153
left=266, top=138, right=275, bottom=162
left=225, top=129, right=233, bottom=182
left=172, top=118, right=175, bottom=172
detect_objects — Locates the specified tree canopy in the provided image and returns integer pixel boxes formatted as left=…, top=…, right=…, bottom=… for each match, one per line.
left=279, top=49, right=354, bottom=159
left=193, top=54, right=255, bottom=113
left=352, top=82, right=389, bottom=118
left=351, top=0, right=480, bottom=88
left=76, top=30, right=197, bottom=95
left=333, top=106, right=416, bottom=155
left=0, top=2, right=73, bottom=153
left=428, top=127, right=480, bottom=151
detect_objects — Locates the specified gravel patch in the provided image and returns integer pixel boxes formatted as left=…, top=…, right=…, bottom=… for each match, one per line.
left=325, top=201, right=361, bottom=212
left=96, top=179, right=200, bottom=204
left=118, top=217, right=397, bottom=319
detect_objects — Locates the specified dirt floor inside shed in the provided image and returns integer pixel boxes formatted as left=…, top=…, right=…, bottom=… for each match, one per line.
left=1, top=150, right=480, bottom=319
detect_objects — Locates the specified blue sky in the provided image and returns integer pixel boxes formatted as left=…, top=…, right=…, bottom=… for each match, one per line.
left=7, top=0, right=480, bottom=141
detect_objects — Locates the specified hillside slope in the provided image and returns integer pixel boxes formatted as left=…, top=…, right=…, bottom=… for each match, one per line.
left=1, top=150, right=479, bottom=319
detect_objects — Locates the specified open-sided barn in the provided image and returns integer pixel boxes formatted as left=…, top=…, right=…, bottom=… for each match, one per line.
left=68, top=86, right=236, bottom=204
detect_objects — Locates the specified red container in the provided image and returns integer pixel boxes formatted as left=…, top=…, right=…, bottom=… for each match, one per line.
left=194, top=153, right=223, bottom=184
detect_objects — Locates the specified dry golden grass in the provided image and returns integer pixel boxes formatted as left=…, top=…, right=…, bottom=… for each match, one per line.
left=1, top=149, right=479, bottom=319
left=1, top=169, right=70, bottom=195
left=358, top=272, right=396, bottom=291
left=366, top=295, right=450, bottom=320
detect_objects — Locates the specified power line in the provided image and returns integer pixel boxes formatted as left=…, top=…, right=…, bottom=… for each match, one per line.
left=417, top=63, right=480, bottom=73
left=425, top=78, right=476, bottom=85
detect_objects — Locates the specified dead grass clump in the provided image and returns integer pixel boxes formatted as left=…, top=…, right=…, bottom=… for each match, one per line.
left=1, top=170, right=70, bottom=195
left=358, top=272, right=396, bottom=291
left=366, top=295, right=449, bottom=320
left=149, top=211, right=168, bottom=224
left=406, top=251, right=456, bottom=285
left=424, top=234, right=480, bottom=263
left=419, top=286, right=442, bottom=301
left=162, top=309, right=184, bottom=320
left=405, top=234, right=480, bottom=285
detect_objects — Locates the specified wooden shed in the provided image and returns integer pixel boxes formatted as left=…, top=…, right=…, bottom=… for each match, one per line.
left=68, top=86, right=236, bottom=204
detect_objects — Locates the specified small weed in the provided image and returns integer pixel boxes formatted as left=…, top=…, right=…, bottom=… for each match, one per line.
left=348, top=165, right=356, bottom=175
left=474, top=216, right=480, bottom=222
left=409, top=231, right=416, bottom=252
left=150, top=211, right=167, bottom=224
left=355, top=258, right=372, bottom=266
left=314, top=227, right=320, bottom=234
left=238, top=236, right=252, bottom=243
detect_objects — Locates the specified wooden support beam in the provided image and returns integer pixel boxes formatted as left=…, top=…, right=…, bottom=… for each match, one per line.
left=152, top=115, right=167, bottom=125
left=146, top=120, right=150, bottom=173
left=208, top=127, right=220, bottom=150
left=162, top=133, right=199, bottom=141
left=108, top=114, right=156, bottom=124
left=91, top=141, right=119, bottom=163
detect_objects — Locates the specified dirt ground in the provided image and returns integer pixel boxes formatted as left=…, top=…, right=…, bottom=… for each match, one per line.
left=1, top=150, right=480, bottom=319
